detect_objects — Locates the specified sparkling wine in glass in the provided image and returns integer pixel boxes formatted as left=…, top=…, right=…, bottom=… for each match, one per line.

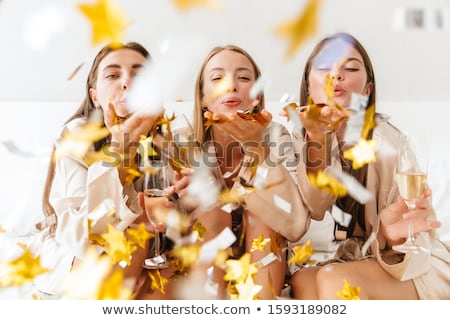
left=392, top=133, right=428, bottom=254
left=142, top=159, right=171, bottom=269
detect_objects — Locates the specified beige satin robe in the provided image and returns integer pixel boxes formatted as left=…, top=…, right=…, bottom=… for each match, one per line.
left=289, top=114, right=450, bottom=299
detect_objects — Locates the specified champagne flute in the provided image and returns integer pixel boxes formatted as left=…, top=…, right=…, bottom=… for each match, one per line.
left=142, top=159, right=172, bottom=269
left=392, top=132, right=428, bottom=254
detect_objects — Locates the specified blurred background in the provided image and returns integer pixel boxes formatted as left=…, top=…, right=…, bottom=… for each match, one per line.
left=0, top=0, right=449, bottom=103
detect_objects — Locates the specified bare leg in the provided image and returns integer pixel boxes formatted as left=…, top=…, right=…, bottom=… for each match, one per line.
left=315, top=258, right=419, bottom=299
left=290, top=267, right=320, bottom=299
left=245, top=212, right=286, bottom=299
left=191, top=207, right=232, bottom=299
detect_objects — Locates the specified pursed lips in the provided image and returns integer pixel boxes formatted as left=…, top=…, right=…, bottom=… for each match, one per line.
left=333, top=84, right=346, bottom=96
left=222, top=97, right=241, bottom=107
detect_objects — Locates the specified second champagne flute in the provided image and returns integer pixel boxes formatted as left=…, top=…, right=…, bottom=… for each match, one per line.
left=142, top=159, right=171, bottom=269
left=393, top=132, right=428, bottom=254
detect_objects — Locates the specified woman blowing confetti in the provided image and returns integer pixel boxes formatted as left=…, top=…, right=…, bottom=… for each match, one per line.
left=287, top=32, right=450, bottom=299
left=38, top=42, right=167, bottom=298
left=171, top=44, right=308, bottom=299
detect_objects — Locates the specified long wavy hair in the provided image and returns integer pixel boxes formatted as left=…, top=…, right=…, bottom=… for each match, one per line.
left=41, top=42, right=150, bottom=235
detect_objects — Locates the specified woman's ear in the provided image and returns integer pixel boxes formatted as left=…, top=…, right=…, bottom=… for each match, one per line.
left=89, top=88, right=100, bottom=108
left=364, top=82, right=373, bottom=97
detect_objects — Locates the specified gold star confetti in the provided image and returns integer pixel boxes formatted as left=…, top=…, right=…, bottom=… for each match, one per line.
left=337, top=279, right=361, bottom=300
left=250, top=235, right=271, bottom=252
left=54, top=113, right=110, bottom=162
left=172, top=244, right=202, bottom=269
left=287, top=239, right=316, bottom=265
left=343, top=138, right=377, bottom=170
left=361, top=104, right=376, bottom=139
left=84, top=145, right=117, bottom=166
left=218, top=188, right=246, bottom=206
left=96, top=269, right=132, bottom=299
left=275, top=0, right=322, bottom=59
left=203, top=112, right=225, bottom=130
left=137, top=135, right=158, bottom=168
left=0, top=246, right=49, bottom=287
left=172, top=0, right=222, bottom=11
left=78, top=0, right=130, bottom=46
left=213, top=249, right=229, bottom=269
left=308, top=170, right=347, bottom=197
left=63, top=247, right=112, bottom=298
left=148, top=269, right=169, bottom=294
left=102, top=224, right=136, bottom=265
left=224, top=253, right=258, bottom=284
left=126, top=222, right=154, bottom=249
left=233, top=275, right=262, bottom=300
left=192, top=220, right=207, bottom=242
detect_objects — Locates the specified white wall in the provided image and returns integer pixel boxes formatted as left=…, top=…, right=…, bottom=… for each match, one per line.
left=1, top=0, right=450, bottom=103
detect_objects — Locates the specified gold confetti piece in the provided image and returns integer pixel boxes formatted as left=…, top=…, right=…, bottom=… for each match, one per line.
left=324, top=73, right=335, bottom=100
left=218, top=188, right=246, bottom=206
left=211, top=74, right=232, bottom=98
left=213, top=249, right=229, bottom=269
left=192, top=220, right=207, bottom=242
left=250, top=235, right=271, bottom=252
left=343, top=138, right=377, bottom=170
left=325, top=167, right=373, bottom=204
left=0, top=246, right=49, bottom=287
left=0, top=225, right=4, bottom=233
left=337, top=279, right=361, bottom=300
left=78, top=0, right=130, bottom=46
left=287, top=239, right=316, bottom=265
left=137, top=135, right=158, bottom=168
left=102, top=224, right=137, bottom=265
left=308, top=170, right=347, bottom=197
left=126, top=222, right=154, bottom=249
left=233, top=275, right=262, bottom=300
left=63, top=247, right=112, bottom=298
left=361, top=104, right=376, bottom=140
left=148, top=269, right=169, bottom=294
left=96, top=268, right=132, bottom=299
left=172, top=244, right=201, bottom=268
left=224, top=253, right=258, bottom=284
left=54, top=112, right=110, bottom=162
left=275, top=0, right=322, bottom=59
left=172, top=0, right=223, bottom=12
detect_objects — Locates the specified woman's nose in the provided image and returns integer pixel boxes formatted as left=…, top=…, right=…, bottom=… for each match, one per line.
left=330, top=68, right=344, bottom=81
left=121, top=77, right=130, bottom=90
left=228, top=79, right=238, bottom=92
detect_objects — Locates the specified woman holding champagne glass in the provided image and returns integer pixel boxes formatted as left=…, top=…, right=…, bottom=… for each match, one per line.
left=287, top=32, right=450, bottom=299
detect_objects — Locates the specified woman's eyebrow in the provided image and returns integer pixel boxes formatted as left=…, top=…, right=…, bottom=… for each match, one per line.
left=102, top=63, right=145, bottom=71
left=344, top=57, right=364, bottom=65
